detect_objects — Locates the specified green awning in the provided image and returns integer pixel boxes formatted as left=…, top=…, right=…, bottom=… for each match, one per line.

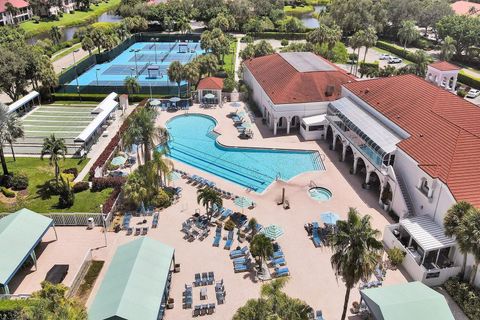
left=360, top=282, right=454, bottom=320
left=0, top=208, right=53, bottom=287
left=89, top=237, right=175, bottom=320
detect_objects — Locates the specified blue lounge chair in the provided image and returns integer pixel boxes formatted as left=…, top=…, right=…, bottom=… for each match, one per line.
left=274, top=267, right=290, bottom=277
left=270, top=257, right=286, bottom=266
left=270, top=251, right=284, bottom=259
left=224, top=230, right=234, bottom=250
left=232, top=256, right=249, bottom=264
left=212, top=229, right=221, bottom=247
left=234, top=264, right=249, bottom=273
left=126, top=227, right=133, bottom=235
left=229, top=246, right=249, bottom=259
left=221, top=209, right=233, bottom=220
left=194, top=273, right=202, bottom=287
left=315, top=310, right=324, bottom=320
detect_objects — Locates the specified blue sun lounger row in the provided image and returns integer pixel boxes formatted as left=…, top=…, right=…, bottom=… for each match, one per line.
left=270, top=257, right=286, bottom=266
left=229, top=246, right=248, bottom=259
left=220, top=208, right=233, bottom=220
left=224, top=230, right=234, bottom=250
left=212, top=227, right=221, bottom=247
left=274, top=267, right=290, bottom=277
left=234, top=263, right=250, bottom=273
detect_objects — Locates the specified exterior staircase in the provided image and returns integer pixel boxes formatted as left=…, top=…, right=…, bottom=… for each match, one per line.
left=396, top=173, right=415, bottom=218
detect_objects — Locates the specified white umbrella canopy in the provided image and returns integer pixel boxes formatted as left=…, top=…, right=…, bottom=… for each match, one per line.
left=169, top=97, right=181, bottom=103
left=204, top=93, right=215, bottom=99
left=261, top=224, right=284, bottom=240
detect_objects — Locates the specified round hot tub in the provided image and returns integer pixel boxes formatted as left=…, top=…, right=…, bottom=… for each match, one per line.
left=308, top=187, right=332, bottom=202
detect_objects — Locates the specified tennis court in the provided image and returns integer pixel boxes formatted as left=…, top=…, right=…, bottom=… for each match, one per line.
left=69, top=41, right=203, bottom=88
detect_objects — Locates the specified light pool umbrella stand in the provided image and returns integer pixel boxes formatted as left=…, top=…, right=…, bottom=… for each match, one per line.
left=321, top=212, right=340, bottom=225
left=149, top=99, right=161, bottom=107
left=204, top=93, right=215, bottom=99
left=233, top=196, right=253, bottom=213
left=169, top=97, right=181, bottom=103
left=261, top=224, right=284, bottom=240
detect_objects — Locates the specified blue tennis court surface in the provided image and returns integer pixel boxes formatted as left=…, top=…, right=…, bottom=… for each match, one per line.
left=70, top=41, right=204, bottom=87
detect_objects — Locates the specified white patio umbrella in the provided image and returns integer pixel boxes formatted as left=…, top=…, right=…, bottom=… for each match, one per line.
left=204, top=93, right=215, bottom=99
left=149, top=99, right=161, bottom=107
left=233, top=196, right=253, bottom=213
left=261, top=224, right=284, bottom=240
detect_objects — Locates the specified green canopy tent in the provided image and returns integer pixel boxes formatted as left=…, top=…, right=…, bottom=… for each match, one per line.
left=89, top=237, right=175, bottom=320
left=0, top=208, right=55, bottom=294
left=360, top=281, right=454, bottom=320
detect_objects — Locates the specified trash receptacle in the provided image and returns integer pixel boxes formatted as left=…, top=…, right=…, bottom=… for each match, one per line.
left=87, top=218, right=95, bottom=229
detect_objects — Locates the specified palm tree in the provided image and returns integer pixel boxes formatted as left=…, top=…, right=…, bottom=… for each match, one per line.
left=250, top=234, right=274, bottom=275
left=460, top=208, right=480, bottom=285
left=183, top=62, right=200, bottom=97
left=362, top=27, right=378, bottom=62
left=350, top=30, right=365, bottom=76
left=152, top=149, right=173, bottom=189
left=248, top=217, right=258, bottom=236
left=40, top=134, right=67, bottom=183
left=232, top=298, right=271, bottom=320
left=122, top=170, right=149, bottom=208
left=195, top=54, right=219, bottom=77
left=178, top=17, right=192, bottom=34
left=307, top=24, right=341, bottom=50
left=123, top=107, right=168, bottom=164
left=5, top=112, right=24, bottom=162
left=411, top=50, right=430, bottom=77
left=444, top=201, right=475, bottom=278
left=81, top=36, right=95, bottom=56
left=167, top=61, right=185, bottom=97
left=330, top=208, right=383, bottom=320
left=197, top=187, right=223, bottom=221
left=398, top=20, right=419, bottom=51
left=0, top=103, right=12, bottom=175
left=49, top=26, right=62, bottom=45
left=124, top=76, right=140, bottom=95
left=378, top=65, right=397, bottom=77
left=440, top=36, right=456, bottom=61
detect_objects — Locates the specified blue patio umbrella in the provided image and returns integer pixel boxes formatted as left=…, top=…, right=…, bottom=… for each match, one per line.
left=321, top=212, right=340, bottom=225
left=111, top=156, right=127, bottom=166
left=234, top=196, right=253, bottom=213
left=261, top=224, right=284, bottom=240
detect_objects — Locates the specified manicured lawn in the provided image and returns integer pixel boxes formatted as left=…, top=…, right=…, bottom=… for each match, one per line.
left=0, top=157, right=112, bottom=213
left=223, top=40, right=238, bottom=75
left=51, top=43, right=82, bottom=62
left=284, top=5, right=314, bottom=15
left=20, top=0, right=121, bottom=37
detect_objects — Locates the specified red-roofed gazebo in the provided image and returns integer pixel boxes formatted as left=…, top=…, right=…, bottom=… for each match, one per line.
left=197, top=77, right=224, bottom=106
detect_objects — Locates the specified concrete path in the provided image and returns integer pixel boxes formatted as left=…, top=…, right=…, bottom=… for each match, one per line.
left=53, top=47, right=90, bottom=74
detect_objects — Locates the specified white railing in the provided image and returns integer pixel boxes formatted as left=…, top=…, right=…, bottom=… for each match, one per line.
left=383, top=225, right=460, bottom=286
left=67, top=249, right=94, bottom=298
left=0, top=212, right=104, bottom=226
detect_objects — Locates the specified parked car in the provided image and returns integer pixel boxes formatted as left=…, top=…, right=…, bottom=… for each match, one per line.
left=379, top=54, right=391, bottom=60
left=388, top=57, right=402, bottom=64
left=466, top=88, right=480, bottom=98
left=45, top=264, right=69, bottom=284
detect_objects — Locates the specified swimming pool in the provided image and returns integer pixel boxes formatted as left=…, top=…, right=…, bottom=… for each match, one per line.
left=70, top=42, right=204, bottom=88
left=162, top=114, right=324, bottom=192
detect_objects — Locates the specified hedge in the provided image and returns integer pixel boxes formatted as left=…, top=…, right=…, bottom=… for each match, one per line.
left=458, top=71, right=480, bottom=90
left=52, top=93, right=167, bottom=103
left=376, top=40, right=416, bottom=62
left=249, top=32, right=308, bottom=40
left=444, top=277, right=480, bottom=319
left=0, top=299, right=31, bottom=319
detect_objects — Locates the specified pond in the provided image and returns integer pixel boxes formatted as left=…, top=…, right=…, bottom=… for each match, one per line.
left=288, top=5, right=326, bottom=29
left=27, top=11, right=123, bottom=44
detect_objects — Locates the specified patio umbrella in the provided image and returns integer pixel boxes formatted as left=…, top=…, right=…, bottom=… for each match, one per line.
left=321, top=212, right=340, bottom=225
left=149, top=99, right=161, bottom=107
left=169, top=97, right=181, bottom=103
left=233, top=196, right=253, bottom=213
left=168, top=171, right=181, bottom=181
left=111, top=156, right=127, bottom=166
left=204, top=93, right=215, bottom=99
left=261, top=224, right=284, bottom=240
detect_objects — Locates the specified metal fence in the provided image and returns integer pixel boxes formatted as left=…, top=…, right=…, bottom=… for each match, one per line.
left=0, top=212, right=104, bottom=226
left=67, top=249, right=93, bottom=298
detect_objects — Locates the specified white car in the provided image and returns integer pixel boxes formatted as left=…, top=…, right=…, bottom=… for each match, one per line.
left=379, top=54, right=391, bottom=60
left=388, top=57, right=402, bottom=64
left=466, top=89, right=480, bottom=98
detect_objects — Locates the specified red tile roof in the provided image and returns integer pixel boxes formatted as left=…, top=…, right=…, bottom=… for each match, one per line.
left=244, top=53, right=355, bottom=105
left=451, top=1, right=480, bottom=15
left=344, top=75, right=480, bottom=207
left=429, top=61, right=461, bottom=72
left=0, top=0, right=29, bottom=12
left=197, top=77, right=224, bottom=90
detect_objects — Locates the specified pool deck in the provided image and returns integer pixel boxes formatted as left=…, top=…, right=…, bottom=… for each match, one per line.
left=10, top=102, right=410, bottom=319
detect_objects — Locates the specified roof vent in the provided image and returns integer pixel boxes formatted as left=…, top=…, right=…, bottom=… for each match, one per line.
left=325, top=85, right=335, bottom=97
left=420, top=134, right=424, bottom=137
left=364, top=88, right=370, bottom=94
left=397, top=115, right=401, bottom=119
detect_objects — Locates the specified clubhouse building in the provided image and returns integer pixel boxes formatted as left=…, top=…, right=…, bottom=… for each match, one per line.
left=244, top=53, right=480, bottom=287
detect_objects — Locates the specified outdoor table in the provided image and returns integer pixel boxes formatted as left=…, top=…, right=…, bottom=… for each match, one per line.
left=200, top=287, right=207, bottom=300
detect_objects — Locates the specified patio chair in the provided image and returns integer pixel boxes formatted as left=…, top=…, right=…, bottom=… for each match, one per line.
left=220, top=209, right=233, bottom=220
left=274, top=267, right=290, bottom=277
left=134, top=227, right=141, bottom=236
left=234, top=263, right=249, bottom=273
left=142, top=227, right=148, bottom=235
left=192, top=305, right=201, bottom=316
left=212, top=230, right=221, bottom=247
left=216, top=291, right=225, bottom=304
left=126, top=227, right=133, bottom=235
left=230, top=246, right=249, bottom=259
left=194, top=273, right=202, bottom=287
left=201, top=272, right=209, bottom=286
left=207, top=303, right=215, bottom=315
left=208, top=271, right=215, bottom=284
left=224, top=230, right=234, bottom=250
left=270, top=251, right=284, bottom=260
left=233, top=256, right=250, bottom=265
left=315, top=310, right=324, bottom=320
left=270, top=257, right=286, bottom=266
left=183, top=298, right=192, bottom=309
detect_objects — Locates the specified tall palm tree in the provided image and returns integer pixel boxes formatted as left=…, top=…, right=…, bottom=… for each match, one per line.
left=250, top=234, right=274, bottom=275
left=196, top=187, right=223, bottom=221
left=460, top=208, right=480, bottom=285
left=5, top=112, right=24, bottom=162
left=49, top=26, right=62, bottom=45
left=351, top=30, right=365, bottom=76
left=40, top=134, right=67, bottom=183
left=124, top=76, right=140, bottom=95
left=123, top=107, right=168, bottom=164
left=411, top=50, right=430, bottom=77
left=167, top=61, right=185, bottom=98
left=152, top=149, right=173, bottom=189
left=330, top=208, right=383, bottom=320
left=440, top=36, right=456, bottom=61
left=444, top=201, right=475, bottom=278
left=362, top=27, right=378, bottom=62
left=307, top=24, right=341, bottom=50
left=232, top=298, right=271, bottom=320
left=248, top=217, right=258, bottom=236
left=183, top=62, right=200, bottom=97
left=0, top=103, right=12, bottom=175
left=398, top=20, right=419, bottom=51
left=81, top=36, right=95, bottom=56
left=348, top=35, right=361, bottom=74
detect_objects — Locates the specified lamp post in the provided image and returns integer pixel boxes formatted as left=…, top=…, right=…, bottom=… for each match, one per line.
left=72, top=49, right=81, bottom=101
left=95, top=68, right=100, bottom=86
left=129, top=48, right=140, bottom=76
left=100, top=204, right=107, bottom=247
left=130, top=67, right=135, bottom=78
left=61, top=67, right=66, bottom=93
